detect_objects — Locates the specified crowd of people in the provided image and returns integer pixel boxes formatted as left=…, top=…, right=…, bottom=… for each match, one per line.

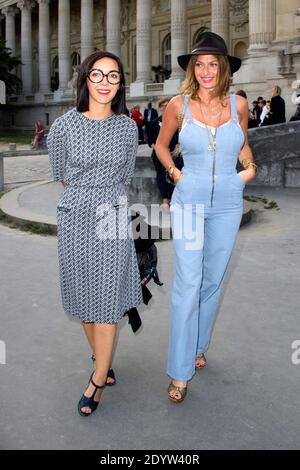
left=130, top=102, right=158, bottom=144
left=236, top=86, right=287, bottom=128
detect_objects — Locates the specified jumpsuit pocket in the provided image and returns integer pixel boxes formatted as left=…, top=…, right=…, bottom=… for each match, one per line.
left=230, top=173, right=245, bottom=206
left=235, top=172, right=246, bottom=187
left=175, top=172, right=187, bottom=190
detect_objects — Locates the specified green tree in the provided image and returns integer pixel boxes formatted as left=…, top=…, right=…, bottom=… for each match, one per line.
left=0, top=39, right=22, bottom=95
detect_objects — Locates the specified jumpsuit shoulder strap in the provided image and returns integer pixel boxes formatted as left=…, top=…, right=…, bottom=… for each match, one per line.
left=181, top=94, right=192, bottom=119
left=230, top=93, right=238, bottom=121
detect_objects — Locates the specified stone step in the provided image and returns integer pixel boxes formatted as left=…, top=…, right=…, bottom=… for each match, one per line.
left=0, top=180, right=252, bottom=238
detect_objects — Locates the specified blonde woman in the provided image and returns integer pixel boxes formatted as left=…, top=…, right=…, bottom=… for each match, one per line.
left=155, top=32, right=258, bottom=403
left=270, top=85, right=286, bottom=124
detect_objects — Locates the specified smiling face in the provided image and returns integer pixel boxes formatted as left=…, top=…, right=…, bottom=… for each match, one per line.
left=86, top=57, right=121, bottom=107
left=194, top=54, right=220, bottom=90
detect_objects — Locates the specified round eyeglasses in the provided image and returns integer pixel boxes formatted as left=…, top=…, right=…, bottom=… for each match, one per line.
left=87, top=69, right=121, bottom=85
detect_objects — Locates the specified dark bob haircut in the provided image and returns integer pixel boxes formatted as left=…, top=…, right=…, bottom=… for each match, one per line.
left=76, top=50, right=127, bottom=115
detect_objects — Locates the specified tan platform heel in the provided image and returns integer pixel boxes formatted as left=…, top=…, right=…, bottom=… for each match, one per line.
left=168, top=381, right=188, bottom=403
left=195, top=353, right=207, bottom=369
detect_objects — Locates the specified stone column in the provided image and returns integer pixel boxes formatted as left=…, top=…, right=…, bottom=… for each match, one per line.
left=1, top=6, right=18, bottom=56
left=130, top=0, right=152, bottom=96
left=164, top=0, right=187, bottom=95
left=248, top=0, right=276, bottom=55
left=81, top=0, right=94, bottom=61
left=37, top=0, right=51, bottom=96
left=106, top=0, right=121, bottom=57
left=58, top=0, right=71, bottom=92
left=211, top=0, right=229, bottom=47
left=17, top=1, right=35, bottom=96
left=232, top=0, right=276, bottom=86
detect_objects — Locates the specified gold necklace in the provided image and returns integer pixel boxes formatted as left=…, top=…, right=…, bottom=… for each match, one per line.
left=199, top=100, right=223, bottom=152
left=196, top=96, right=223, bottom=119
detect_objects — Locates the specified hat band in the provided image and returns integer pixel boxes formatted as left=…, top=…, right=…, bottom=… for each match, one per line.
left=191, top=46, right=228, bottom=55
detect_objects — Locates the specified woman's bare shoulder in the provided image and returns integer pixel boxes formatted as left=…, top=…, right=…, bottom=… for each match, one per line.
left=235, top=94, right=248, bottom=111
left=167, top=94, right=185, bottom=112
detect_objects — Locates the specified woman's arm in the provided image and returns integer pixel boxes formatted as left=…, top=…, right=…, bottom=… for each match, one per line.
left=47, top=118, right=68, bottom=187
left=236, top=96, right=257, bottom=183
left=155, top=95, right=183, bottom=184
left=124, top=122, right=139, bottom=185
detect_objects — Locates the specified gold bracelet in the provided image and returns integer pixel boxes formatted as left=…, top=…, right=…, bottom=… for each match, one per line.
left=168, top=165, right=176, bottom=178
left=241, top=159, right=258, bottom=173
left=241, top=158, right=252, bottom=168
left=246, top=162, right=258, bottom=174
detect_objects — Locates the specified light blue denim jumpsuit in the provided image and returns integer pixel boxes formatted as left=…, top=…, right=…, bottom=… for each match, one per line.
left=168, top=93, right=245, bottom=381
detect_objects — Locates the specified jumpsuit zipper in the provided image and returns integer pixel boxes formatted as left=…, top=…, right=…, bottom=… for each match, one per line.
left=211, top=150, right=216, bottom=207
left=210, top=130, right=217, bottom=207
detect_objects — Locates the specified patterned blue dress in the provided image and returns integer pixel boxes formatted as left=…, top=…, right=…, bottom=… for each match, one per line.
left=47, top=109, right=143, bottom=323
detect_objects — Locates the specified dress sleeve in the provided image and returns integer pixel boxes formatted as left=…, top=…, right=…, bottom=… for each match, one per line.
left=124, top=122, right=138, bottom=186
left=47, top=118, right=68, bottom=182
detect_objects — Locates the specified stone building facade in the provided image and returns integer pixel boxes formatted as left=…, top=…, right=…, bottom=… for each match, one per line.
left=0, top=0, right=300, bottom=131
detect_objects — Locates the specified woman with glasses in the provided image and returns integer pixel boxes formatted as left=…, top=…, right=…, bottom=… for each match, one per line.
left=47, top=51, right=143, bottom=417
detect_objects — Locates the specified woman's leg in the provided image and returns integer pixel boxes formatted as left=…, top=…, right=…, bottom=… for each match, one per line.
left=82, top=321, right=115, bottom=384
left=82, top=322, right=95, bottom=353
left=167, top=202, right=205, bottom=399
left=32, top=136, right=38, bottom=149
left=196, top=206, right=243, bottom=355
left=80, top=323, right=117, bottom=414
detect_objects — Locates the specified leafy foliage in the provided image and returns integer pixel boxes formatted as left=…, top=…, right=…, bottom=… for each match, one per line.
left=0, top=39, right=22, bottom=95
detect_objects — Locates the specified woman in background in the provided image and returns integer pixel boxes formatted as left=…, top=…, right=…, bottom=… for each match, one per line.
left=148, top=97, right=177, bottom=212
left=269, top=86, right=286, bottom=125
left=31, top=120, right=45, bottom=149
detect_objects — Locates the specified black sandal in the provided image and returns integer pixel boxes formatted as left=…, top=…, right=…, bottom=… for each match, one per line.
left=78, top=373, right=105, bottom=417
left=91, top=354, right=116, bottom=387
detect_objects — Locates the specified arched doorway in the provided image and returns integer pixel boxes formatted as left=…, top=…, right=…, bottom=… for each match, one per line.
left=162, top=33, right=171, bottom=80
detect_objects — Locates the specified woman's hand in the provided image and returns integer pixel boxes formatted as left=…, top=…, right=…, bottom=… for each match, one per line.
left=238, top=167, right=257, bottom=184
left=173, top=168, right=183, bottom=184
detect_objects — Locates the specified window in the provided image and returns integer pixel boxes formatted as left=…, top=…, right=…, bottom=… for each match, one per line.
left=51, top=56, right=59, bottom=91
left=234, top=41, right=248, bottom=60
left=71, top=52, right=81, bottom=67
left=162, top=34, right=171, bottom=80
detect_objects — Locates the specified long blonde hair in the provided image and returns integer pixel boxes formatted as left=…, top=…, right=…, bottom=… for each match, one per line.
left=179, top=54, right=231, bottom=104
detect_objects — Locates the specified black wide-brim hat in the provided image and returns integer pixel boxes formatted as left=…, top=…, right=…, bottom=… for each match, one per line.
left=177, top=31, right=241, bottom=75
